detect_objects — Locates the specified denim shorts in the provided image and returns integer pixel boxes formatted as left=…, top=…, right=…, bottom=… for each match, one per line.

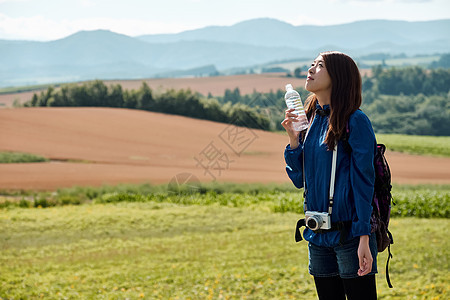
left=308, top=233, right=378, bottom=279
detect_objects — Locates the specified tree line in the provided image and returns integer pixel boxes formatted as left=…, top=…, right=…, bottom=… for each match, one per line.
left=214, top=65, right=450, bottom=136
left=367, top=65, right=450, bottom=96
left=360, top=65, right=450, bottom=135
left=26, top=81, right=271, bottom=130
left=362, top=93, right=449, bottom=136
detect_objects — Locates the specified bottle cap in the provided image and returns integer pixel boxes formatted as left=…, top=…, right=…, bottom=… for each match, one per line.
left=285, top=84, right=293, bottom=91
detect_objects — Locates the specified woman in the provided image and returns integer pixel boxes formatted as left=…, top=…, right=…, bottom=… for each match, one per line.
left=282, top=51, right=378, bottom=300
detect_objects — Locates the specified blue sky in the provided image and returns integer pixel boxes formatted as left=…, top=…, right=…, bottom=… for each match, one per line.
left=0, top=0, right=449, bottom=41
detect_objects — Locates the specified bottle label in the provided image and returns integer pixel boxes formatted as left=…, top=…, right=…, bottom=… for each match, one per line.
left=286, top=96, right=306, bottom=115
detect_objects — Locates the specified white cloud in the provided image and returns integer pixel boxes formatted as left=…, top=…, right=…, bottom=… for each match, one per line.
left=0, top=0, right=29, bottom=3
left=79, top=0, right=95, bottom=8
left=69, top=17, right=195, bottom=36
left=333, top=0, right=432, bottom=2
left=0, top=13, right=200, bottom=40
left=0, top=0, right=447, bottom=40
left=288, top=15, right=324, bottom=26
left=0, top=13, right=69, bottom=40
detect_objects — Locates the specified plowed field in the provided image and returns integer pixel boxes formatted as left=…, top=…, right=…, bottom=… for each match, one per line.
left=1, top=107, right=449, bottom=190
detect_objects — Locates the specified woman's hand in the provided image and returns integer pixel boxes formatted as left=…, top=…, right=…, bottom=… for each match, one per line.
left=357, top=235, right=373, bottom=276
left=281, top=108, right=301, bottom=149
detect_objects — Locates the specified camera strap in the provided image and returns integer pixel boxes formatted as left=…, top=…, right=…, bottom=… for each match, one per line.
left=302, top=117, right=314, bottom=210
left=302, top=140, right=338, bottom=214
left=328, top=143, right=338, bottom=215
left=296, top=142, right=340, bottom=243
left=296, top=136, right=354, bottom=244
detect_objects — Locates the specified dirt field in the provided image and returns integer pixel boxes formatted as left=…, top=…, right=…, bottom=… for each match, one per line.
left=0, top=74, right=306, bottom=108
left=0, top=107, right=449, bottom=191
left=0, top=91, right=37, bottom=108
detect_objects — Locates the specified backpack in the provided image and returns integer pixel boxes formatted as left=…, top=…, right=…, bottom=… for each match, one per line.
left=371, top=143, right=394, bottom=288
left=343, top=128, right=394, bottom=288
left=371, top=143, right=394, bottom=253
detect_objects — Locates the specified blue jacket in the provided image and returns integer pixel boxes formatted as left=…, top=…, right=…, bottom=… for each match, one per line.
left=285, top=104, right=377, bottom=247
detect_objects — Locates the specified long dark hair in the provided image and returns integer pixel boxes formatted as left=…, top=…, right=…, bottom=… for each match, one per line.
left=304, top=51, right=362, bottom=150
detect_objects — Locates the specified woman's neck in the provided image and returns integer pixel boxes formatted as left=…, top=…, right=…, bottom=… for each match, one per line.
left=316, top=92, right=331, bottom=107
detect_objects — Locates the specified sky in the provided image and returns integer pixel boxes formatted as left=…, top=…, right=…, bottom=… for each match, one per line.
left=0, top=0, right=449, bottom=41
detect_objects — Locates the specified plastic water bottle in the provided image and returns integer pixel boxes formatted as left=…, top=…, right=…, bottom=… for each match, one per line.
left=285, top=84, right=308, bottom=131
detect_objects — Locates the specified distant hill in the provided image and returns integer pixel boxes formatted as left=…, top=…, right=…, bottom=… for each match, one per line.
left=138, top=18, right=450, bottom=52
left=0, top=29, right=303, bottom=87
left=1, top=18, right=449, bottom=87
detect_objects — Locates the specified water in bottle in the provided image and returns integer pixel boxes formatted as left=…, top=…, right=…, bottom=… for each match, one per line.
left=285, top=84, right=308, bottom=131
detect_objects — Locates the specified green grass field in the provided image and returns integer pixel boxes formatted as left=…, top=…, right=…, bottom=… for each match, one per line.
left=376, top=134, right=450, bottom=157
left=0, top=129, right=448, bottom=298
left=360, top=55, right=440, bottom=67
left=0, top=199, right=449, bottom=299
left=0, top=83, right=60, bottom=95
left=0, top=151, right=49, bottom=163
left=275, top=132, right=450, bottom=157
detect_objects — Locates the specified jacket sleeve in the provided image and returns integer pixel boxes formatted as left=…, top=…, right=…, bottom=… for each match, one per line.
left=284, top=143, right=304, bottom=189
left=348, top=112, right=376, bottom=237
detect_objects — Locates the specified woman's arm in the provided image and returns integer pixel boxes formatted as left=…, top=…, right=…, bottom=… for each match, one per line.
left=284, top=144, right=303, bottom=189
left=348, top=111, right=377, bottom=237
left=348, top=111, right=376, bottom=276
left=282, top=108, right=304, bottom=189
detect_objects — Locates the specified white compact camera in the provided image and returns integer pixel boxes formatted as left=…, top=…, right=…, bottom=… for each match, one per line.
left=305, top=211, right=331, bottom=231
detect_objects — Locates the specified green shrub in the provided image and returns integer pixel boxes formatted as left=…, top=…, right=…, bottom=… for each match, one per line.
left=0, top=200, right=12, bottom=209
left=59, top=195, right=81, bottom=206
left=18, top=199, right=31, bottom=208
left=2, top=183, right=449, bottom=219
left=94, top=192, right=149, bottom=204
left=0, top=152, right=48, bottom=163
left=391, top=189, right=449, bottom=218
left=33, top=197, right=57, bottom=208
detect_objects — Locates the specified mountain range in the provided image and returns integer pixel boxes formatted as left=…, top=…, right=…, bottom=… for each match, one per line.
left=1, top=18, right=449, bottom=87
